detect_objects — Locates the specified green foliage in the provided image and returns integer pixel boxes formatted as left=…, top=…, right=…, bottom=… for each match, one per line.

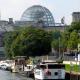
left=4, top=31, right=19, bottom=58
left=67, top=31, right=78, bottom=50
left=51, top=28, right=79, bottom=53
left=65, top=64, right=79, bottom=72
left=51, top=39, right=59, bottom=51
left=60, top=31, right=70, bottom=52
left=66, top=22, right=80, bottom=51
left=51, top=30, right=61, bottom=51
left=4, top=21, right=80, bottom=58
left=52, top=31, right=67, bottom=52
left=9, top=27, right=52, bottom=57
left=50, top=30, right=61, bottom=40
left=68, top=22, right=80, bottom=32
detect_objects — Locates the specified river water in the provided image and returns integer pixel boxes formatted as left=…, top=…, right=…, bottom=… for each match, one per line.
left=0, top=70, right=33, bottom=80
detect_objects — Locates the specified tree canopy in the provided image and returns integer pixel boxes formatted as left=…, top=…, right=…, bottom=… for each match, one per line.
left=51, top=30, right=61, bottom=51
left=4, top=21, right=80, bottom=59
left=4, top=27, right=52, bottom=58
left=4, top=31, right=19, bottom=58
left=68, top=22, right=80, bottom=32
left=67, top=31, right=78, bottom=50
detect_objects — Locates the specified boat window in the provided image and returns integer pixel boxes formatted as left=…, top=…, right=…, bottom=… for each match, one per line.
left=40, top=65, right=46, bottom=69
left=48, top=65, right=54, bottom=69
left=27, top=66, right=31, bottom=69
left=36, top=65, right=46, bottom=69
left=48, top=64, right=65, bottom=69
left=54, top=72, right=58, bottom=76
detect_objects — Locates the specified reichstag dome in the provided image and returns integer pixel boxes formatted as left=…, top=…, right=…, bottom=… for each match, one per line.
left=21, top=5, right=55, bottom=27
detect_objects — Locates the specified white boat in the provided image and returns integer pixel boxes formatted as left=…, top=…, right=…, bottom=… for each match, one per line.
left=24, top=64, right=35, bottom=72
left=34, top=60, right=65, bottom=80
left=24, top=64, right=36, bottom=77
left=0, top=60, right=13, bottom=70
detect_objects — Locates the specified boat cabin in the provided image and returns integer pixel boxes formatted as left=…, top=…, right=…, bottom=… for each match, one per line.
left=34, top=60, right=65, bottom=80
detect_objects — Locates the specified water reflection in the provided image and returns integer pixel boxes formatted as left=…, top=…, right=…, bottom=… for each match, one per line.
left=0, top=70, right=33, bottom=80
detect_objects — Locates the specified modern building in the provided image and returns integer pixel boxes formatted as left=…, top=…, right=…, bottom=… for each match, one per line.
left=0, top=5, right=66, bottom=31
left=14, top=5, right=65, bottom=31
left=72, top=12, right=80, bottom=22
left=0, top=5, right=66, bottom=59
left=20, top=5, right=55, bottom=27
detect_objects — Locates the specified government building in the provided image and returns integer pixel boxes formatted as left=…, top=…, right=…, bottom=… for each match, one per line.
left=14, top=5, right=65, bottom=31
left=0, top=5, right=66, bottom=59
left=0, top=5, right=66, bottom=32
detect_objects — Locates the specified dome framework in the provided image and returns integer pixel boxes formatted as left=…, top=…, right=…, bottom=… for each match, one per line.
left=21, top=5, right=55, bottom=27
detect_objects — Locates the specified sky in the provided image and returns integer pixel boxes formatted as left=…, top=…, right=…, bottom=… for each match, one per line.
left=0, top=0, right=80, bottom=24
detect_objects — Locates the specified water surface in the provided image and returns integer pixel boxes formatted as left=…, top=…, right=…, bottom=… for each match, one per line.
left=0, top=70, right=33, bottom=80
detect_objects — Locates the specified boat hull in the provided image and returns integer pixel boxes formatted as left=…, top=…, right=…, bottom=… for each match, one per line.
left=34, top=63, right=65, bottom=80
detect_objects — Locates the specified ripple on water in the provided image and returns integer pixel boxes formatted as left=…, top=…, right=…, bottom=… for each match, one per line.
left=0, top=70, right=33, bottom=80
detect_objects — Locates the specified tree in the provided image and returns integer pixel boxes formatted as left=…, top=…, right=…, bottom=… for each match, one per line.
left=68, top=22, right=80, bottom=32
left=11, top=27, right=52, bottom=57
left=51, top=30, right=61, bottom=51
left=67, top=31, right=78, bottom=50
left=51, top=39, right=59, bottom=51
left=50, top=30, right=61, bottom=40
left=4, top=31, right=19, bottom=58
left=60, top=31, right=70, bottom=52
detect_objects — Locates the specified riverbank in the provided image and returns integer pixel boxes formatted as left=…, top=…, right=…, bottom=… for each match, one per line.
left=66, top=71, right=80, bottom=80
left=63, top=61, right=80, bottom=72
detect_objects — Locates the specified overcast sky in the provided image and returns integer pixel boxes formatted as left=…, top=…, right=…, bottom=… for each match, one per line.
left=0, top=0, right=80, bottom=24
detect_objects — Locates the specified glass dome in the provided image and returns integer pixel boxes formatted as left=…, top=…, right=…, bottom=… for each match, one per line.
left=21, top=5, right=55, bottom=27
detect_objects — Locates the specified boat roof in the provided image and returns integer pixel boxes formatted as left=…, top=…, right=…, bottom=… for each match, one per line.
left=40, top=63, right=64, bottom=65
left=42, top=60, right=61, bottom=63
left=39, top=60, right=64, bottom=65
left=42, top=60, right=57, bottom=63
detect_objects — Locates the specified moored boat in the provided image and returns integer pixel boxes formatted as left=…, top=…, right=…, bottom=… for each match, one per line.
left=34, top=60, right=65, bottom=80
